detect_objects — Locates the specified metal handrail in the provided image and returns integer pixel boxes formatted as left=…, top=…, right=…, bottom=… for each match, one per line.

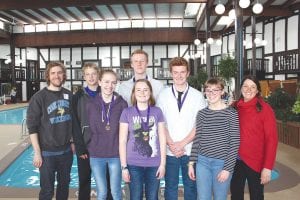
left=21, top=118, right=28, bottom=139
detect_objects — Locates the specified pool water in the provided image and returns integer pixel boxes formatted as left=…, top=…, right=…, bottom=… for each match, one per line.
left=0, top=146, right=279, bottom=188
left=0, top=146, right=175, bottom=188
left=0, top=107, right=27, bottom=124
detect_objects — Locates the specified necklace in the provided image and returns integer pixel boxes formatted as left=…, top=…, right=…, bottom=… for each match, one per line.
left=100, top=94, right=115, bottom=131
left=135, top=105, right=150, bottom=132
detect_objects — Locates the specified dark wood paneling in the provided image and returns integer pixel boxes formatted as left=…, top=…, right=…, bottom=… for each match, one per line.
left=13, top=28, right=196, bottom=47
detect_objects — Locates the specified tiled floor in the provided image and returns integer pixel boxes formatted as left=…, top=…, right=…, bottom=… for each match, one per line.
left=0, top=103, right=299, bottom=200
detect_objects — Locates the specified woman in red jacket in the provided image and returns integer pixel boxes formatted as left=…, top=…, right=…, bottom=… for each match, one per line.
left=230, top=76, right=278, bottom=200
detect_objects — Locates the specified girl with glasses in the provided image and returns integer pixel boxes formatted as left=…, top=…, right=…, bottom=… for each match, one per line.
left=188, top=78, right=240, bottom=200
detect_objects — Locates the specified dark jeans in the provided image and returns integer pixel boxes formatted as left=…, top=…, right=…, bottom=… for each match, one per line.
left=164, top=155, right=197, bottom=200
left=128, top=165, right=160, bottom=200
left=77, top=155, right=91, bottom=200
left=77, top=156, right=113, bottom=200
left=39, top=150, right=73, bottom=200
left=230, top=160, right=264, bottom=200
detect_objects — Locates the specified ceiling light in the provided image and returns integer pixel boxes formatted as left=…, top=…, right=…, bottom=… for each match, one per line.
left=228, top=9, right=236, bottom=20
left=239, top=0, right=250, bottom=9
left=254, top=37, right=261, bottom=45
left=207, top=37, right=214, bottom=45
left=194, top=39, right=201, bottom=46
left=4, top=58, right=11, bottom=64
left=215, top=3, right=225, bottom=15
left=252, top=2, right=263, bottom=14
left=216, top=39, right=222, bottom=46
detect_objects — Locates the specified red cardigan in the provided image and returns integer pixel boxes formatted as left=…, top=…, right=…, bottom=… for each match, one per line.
left=236, top=97, right=278, bottom=172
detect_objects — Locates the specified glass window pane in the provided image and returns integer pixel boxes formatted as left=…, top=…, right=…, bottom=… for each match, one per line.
left=119, top=20, right=131, bottom=28
left=83, top=21, right=94, bottom=29
left=24, top=25, right=35, bottom=32
left=144, top=19, right=156, bottom=28
left=132, top=20, right=143, bottom=28
left=107, top=21, right=118, bottom=29
left=36, top=24, right=46, bottom=32
left=95, top=21, right=106, bottom=29
left=71, top=22, right=82, bottom=30
left=157, top=19, right=169, bottom=28
left=59, top=23, right=70, bottom=31
left=47, top=23, right=58, bottom=31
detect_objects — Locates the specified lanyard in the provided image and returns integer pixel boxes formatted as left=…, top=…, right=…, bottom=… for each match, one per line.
left=135, top=105, right=151, bottom=131
left=171, top=85, right=189, bottom=111
left=100, top=94, right=115, bottom=130
left=85, top=87, right=97, bottom=97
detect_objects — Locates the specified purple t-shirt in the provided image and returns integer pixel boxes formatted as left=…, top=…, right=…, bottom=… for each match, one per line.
left=119, top=106, right=165, bottom=167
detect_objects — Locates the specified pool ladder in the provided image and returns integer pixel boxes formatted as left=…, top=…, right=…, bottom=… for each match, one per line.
left=21, top=118, right=29, bottom=139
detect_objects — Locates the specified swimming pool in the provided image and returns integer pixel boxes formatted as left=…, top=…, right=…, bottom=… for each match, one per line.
left=0, top=146, right=174, bottom=188
left=0, top=145, right=279, bottom=188
left=0, top=107, right=27, bottom=124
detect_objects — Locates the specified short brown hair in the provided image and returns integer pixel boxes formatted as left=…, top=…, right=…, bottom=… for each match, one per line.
left=130, top=49, right=149, bottom=62
left=204, top=78, right=225, bottom=90
left=100, top=69, right=117, bottom=81
left=169, top=57, right=190, bottom=72
left=45, top=61, right=66, bottom=85
left=131, top=79, right=155, bottom=106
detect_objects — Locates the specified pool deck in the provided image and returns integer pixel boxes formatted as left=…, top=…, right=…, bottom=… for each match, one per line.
left=0, top=103, right=300, bottom=200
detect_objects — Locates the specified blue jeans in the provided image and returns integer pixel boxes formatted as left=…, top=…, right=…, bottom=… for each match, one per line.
left=128, top=165, right=160, bottom=200
left=90, top=157, right=122, bottom=200
left=39, top=150, right=73, bottom=200
left=196, top=155, right=232, bottom=200
left=164, top=155, right=197, bottom=200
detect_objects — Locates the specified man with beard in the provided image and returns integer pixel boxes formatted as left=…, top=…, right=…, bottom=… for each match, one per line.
left=27, top=61, right=73, bottom=200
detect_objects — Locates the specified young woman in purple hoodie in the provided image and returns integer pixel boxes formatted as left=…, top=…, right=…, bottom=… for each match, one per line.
left=86, top=69, right=127, bottom=200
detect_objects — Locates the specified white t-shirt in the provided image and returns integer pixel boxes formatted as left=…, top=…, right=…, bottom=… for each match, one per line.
left=157, top=84, right=207, bottom=156
left=118, top=76, right=164, bottom=105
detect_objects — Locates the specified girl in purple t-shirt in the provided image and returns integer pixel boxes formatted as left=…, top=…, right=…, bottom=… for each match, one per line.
left=119, top=79, right=166, bottom=200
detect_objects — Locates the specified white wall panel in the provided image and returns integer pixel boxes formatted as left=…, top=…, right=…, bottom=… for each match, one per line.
left=287, top=15, right=298, bottom=50
left=83, top=47, right=97, bottom=60
left=49, top=48, right=60, bottom=61
left=142, top=45, right=153, bottom=66
left=264, top=23, right=273, bottom=54
left=274, top=19, right=285, bottom=52
left=72, top=47, right=82, bottom=67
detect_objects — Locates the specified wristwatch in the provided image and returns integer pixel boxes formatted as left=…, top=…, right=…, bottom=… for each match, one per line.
left=121, top=166, right=128, bottom=170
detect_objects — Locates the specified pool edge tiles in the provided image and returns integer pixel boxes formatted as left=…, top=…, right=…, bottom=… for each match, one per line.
left=0, top=137, right=31, bottom=175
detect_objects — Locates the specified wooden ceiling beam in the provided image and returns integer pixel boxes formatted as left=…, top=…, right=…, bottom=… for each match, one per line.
left=20, top=9, right=47, bottom=24
left=0, top=0, right=208, bottom=10
left=33, top=9, right=58, bottom=23
left=122, top=4, right=131, bottom=19
left=195, top=1, right=214, bottom=31
left=61, top=7, right=81, bottom=22
left=282, top=0, right=297, bottom=8
left=48, top=8, right=70, bottom=23
left=107, top=5, right=118, bottom=19
left=4, top=10, right=34, bottom=24
left=92, top=6, right=104, bottom=20
left=77, top=6, right=95, bottom=22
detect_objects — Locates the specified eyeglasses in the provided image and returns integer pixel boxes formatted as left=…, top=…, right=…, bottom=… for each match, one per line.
left=205, top=89, right=221, bottom=94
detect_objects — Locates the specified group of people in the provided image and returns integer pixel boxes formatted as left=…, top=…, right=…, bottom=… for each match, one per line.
left=27, top=49, right=278, bottom=200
